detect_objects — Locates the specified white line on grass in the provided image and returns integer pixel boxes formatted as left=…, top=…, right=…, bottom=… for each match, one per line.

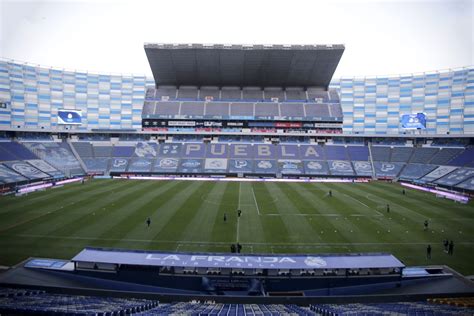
left=236, top=217, right=240, bottom=243
left=251, top=185, right=261, bottom=215
left=343, top=193, right=384, bottom=216
left=238, top=182, right=241, bottom=210
left=15, top=233, right=473, bottom=246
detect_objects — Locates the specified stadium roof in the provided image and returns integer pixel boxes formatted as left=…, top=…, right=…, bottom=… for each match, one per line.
left=144, top=43, right=345, bottom=89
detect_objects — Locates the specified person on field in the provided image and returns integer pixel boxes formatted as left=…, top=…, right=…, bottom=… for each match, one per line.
left=386, top=204, right=390, bottom=213
left=230, top=244, right=236, bottom=253
left=402, top=189, right=405, bottom=195
left=329, top=190, right=332, bottom=197
left=237, top=243, right=242, bottom=253
left=146, top=217, right=151, bottom=228
left=443, top=239, right=449, bottom=253
left=424, top=220, right=429, bottom=231
left=448, top=240, right=454, bottom=255
left=426, top=245, right=432, bottom=259
left=237, top=209, right=242, bottom=217
left=224, top=213, right=227, bottom=223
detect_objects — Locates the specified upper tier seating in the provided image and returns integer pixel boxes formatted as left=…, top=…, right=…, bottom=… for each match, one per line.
left=199, top=86, right=220, bottom=100
left=409, top=147, right=439, bottom=163
left=371, top=146, right=391, bottom=161
left=177, top=86, right=198, bottom=99
left=448, top=148, right=474, bottom=166
left=0, top=142, right=38, bottom=161
left=390, top=147, right=413, bottom=162
left=155, top=86, right=177, bottom=100
left=72, top=142, right=93, bottom=158
left=285, top=87, right=306, bottom=101
left=146, top=87, right=340, bottom=102
left=429, top=148, right=464, bottom=165
left=264, top=87, right=285, bottom=101
left=242, top=87, right=263, bottom=101
left=347, top=146, right=369, bottom=161
left=307, top=87, right=329, bottom=102
left=221, top=87, right=242, bottom=100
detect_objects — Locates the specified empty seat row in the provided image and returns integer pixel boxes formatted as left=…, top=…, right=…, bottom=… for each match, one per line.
left=146, top=86, right=340, bottom=102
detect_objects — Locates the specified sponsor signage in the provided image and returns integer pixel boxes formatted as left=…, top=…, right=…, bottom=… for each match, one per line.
left=58, top=109, right=82, bottom=125
left=401, top=113, right=426, bottom=129
left=73, top=248, right=405, bottom=270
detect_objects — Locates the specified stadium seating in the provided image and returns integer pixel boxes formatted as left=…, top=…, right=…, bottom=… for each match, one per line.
left=4, top=294, right=471, bottom=316
left=311, top=301, right=474, bottom=315
left=0, top=142, right=38, bottom=161
left=409, top=147, right=439, bottom=163
left=447, top=148, right=474, bottom=166
left=0, top=289, right=159, bottom=315
left=346, top=146, right=369, bottom=161
left=398, top=164, right=437, bottom=180
left=390, top=147, right=413, bottom=162
left=370, top=146, right=391, bottom=161
left=138, top=302, right=315, bottom=315
left=429, top=148, right=464, bottom=165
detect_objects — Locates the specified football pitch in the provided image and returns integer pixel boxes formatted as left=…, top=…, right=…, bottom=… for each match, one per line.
left=0, top=179, right=473, bottom=275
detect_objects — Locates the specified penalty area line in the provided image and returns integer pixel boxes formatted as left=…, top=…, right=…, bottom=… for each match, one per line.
left=251, top=185, right=261, bottom=216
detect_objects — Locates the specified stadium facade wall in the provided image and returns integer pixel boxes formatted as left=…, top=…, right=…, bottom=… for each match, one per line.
left=0, top=60, right=154, bottom=131
left=1, top=60, right=473, bottom=134
left=330, top=67, right=474, bottom=135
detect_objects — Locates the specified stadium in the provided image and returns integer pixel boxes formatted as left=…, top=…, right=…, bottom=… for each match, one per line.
left=1, top=2, right=474, bottom=314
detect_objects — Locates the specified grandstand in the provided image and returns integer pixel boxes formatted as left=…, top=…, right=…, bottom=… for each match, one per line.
left=0, top=43, right=473, bottom=313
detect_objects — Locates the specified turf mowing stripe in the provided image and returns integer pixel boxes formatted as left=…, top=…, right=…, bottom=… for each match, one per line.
left=103, top=180, right=191, bottom=246
left=291, top=182, right=370, bottom=243
left=22, top=180, right=160, bottom=252
left=363, top=182, right=474, bottom=232
left=183, top=181, right=232, bottom=245
left=252, top=182, right=293, bottom=247
left=0, top=179, right=134, bottom=233
left=237, top=182, right=266, bottom=246
left=147, top=181, right=215, bottom=247
left=0, top=179, right=112, bottom=214
left=266, top=182, right=326, bottom=244
left=164, top=181, right=219, bottom=250
left=208, top=182, right=237, bottom=245
left=48, top=179, right=183, bottom=252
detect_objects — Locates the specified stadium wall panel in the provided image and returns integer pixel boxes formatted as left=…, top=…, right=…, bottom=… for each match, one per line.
left=1, top=60, right=473, bottom=134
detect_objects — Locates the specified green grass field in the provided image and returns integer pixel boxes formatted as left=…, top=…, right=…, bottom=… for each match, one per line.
left=0, top=179, right=473, bottom=275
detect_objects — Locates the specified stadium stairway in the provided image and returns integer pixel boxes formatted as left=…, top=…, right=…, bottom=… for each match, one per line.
left=67, top=139, right=88, bottom=173
left=367, top=142, right=376, bottom=179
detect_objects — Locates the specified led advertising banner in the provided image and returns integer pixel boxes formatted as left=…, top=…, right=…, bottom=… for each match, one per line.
left=401, top=113, right=426, bottom=129
left=58, top=109, right=82, bottom=125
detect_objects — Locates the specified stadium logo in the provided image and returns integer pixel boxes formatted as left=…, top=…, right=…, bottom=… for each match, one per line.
left=113, top=159, right=128, bottom=167
left=182, top=160, right=201, bottom=168
left=135, top=142, right=156, bottom=157
left=331, top=160, right=351, bottom=171
left=354, top=161, right=371, bottom=171
left=306, top=161, right=322, bottom=170
left=234, top=160, right=248, bottom=168
left=282, top=162, right=298, bottom=169
left=158, top=158, right=178, bottom=168
left=12, top=163, right=41, bottom=176
left=304, top=256, right=327, bottom=267
left=381, top=163, right=395, bottom=172
left=257, top=160, right=272, bottom=169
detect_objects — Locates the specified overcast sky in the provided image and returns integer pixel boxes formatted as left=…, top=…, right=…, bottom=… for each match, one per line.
left=1, top=0, right=473, bottom=79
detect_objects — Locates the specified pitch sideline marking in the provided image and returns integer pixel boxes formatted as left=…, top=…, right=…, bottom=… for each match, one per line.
left=251, top=185, right=261, bottom=216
